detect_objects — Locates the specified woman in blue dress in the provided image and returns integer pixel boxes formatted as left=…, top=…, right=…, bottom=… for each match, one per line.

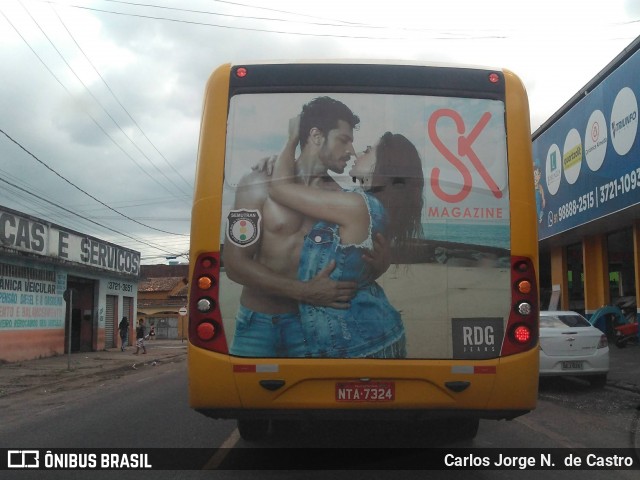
left=270, top=118, right=425, bottom=358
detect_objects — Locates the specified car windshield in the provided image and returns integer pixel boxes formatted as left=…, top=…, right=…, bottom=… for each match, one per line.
left=540, top=313, right=591, bottom=329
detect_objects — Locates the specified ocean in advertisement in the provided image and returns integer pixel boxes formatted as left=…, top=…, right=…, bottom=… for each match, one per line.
left=423, top=222, right=510, bottom=250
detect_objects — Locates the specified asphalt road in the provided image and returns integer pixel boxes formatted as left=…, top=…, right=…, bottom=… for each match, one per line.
left=1, top=355, right=640, bottom=479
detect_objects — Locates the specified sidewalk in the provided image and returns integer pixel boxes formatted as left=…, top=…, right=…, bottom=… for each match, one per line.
left=0, top=339, right=188, bottom=398
left=0, top=339, right=638, bottom=398
left=607, top=342, right=640, bottom=394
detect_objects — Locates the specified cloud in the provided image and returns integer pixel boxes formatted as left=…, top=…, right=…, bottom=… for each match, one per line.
left=0, top=0, right=637, bottom=263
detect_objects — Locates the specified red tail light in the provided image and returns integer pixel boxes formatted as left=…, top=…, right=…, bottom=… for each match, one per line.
left=597, top=334, right=608, bottom=349
left=501, top=256, right=538, bottom=356
left=189, top=252, right=228, bottom=353
left=513, top=325, right=532, bottom=343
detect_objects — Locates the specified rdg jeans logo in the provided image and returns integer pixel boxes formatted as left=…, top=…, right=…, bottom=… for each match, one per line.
left=428, top=109, right=502, bottom=203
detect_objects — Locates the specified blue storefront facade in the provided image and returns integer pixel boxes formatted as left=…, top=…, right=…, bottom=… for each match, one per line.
left=533, top=36, right=640, bottom=326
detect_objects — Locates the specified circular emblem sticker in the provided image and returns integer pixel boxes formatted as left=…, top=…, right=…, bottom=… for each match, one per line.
left=563, top=128, right=583, bottom=185
left=226, top=209, right=261, bottom=247
left=585, top=109, right=607, bottom=172
left=610, top=86, right=638, bottom=156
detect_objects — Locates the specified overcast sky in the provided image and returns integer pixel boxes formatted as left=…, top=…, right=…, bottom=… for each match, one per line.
left=0, top=0, right=638, bottom=264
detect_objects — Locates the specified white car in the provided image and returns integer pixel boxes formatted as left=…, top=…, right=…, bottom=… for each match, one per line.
left=539, top=310, right=609, bottom=387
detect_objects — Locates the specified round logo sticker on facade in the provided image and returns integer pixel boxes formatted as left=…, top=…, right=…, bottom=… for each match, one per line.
left=610, top=86, right=638, bottom=156
left=585, top=109, right=607, bottom=172
left=545, top=144, right=562, bottom=195
left=562, top=128, right=583, bottom=185
left=226, top=209, right=261, bottom=247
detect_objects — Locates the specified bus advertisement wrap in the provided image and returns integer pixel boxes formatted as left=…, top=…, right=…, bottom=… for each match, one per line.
left=189, top=63, right=538, bottom=437
left=220, top=92, right=511, bottom=360
left=532, top=47, right=640, bottom=240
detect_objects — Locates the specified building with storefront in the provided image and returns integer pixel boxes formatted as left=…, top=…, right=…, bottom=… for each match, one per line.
left=0, top=205, right=140, bottom=362
left=137, top=264, right=188, bottom=340
left=533, top=36, right=640, bottom=323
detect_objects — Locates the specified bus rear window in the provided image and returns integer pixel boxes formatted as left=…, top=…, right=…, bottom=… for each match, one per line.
left=219, top=92, right=510, bottom=360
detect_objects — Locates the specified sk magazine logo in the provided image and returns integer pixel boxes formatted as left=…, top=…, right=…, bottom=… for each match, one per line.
left=8, top=450, right=39, bottom=468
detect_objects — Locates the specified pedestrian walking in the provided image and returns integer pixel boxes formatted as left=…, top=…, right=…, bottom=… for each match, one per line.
left=134, top=318, right=147, bottom=355
left=118, top=316, right=129, bottom=351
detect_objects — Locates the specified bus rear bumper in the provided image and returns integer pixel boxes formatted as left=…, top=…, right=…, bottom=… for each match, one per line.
left=195, top=408, right=530, bottom=422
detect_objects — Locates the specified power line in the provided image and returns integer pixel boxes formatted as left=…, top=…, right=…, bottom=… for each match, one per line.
left=78, top=216, right=188, bottom=221
left=0, top=192, right=189, bottom=260
left=38, top=0, right=527, bottom=40
left=19, top=0, right=192, bottom=200
left=0, top=128, right=189, bottom=236
left=49, top=3, right=193, bottom=192
left=98, top=0, right=373, bottom=28
left=51, top=2, right=399, bottom=40
left=0, top=6, right=191, bottom=206
left=0, top=176, right=186, bottom=257
left=0, top=172, right=191, bottom=254
left=0, top=167, right=163, bottom=246
left=95, top=0, right=511, bottom=38
left=207, top=0, right=372, bottom=26
left=0, top=168, right=74, bottom=221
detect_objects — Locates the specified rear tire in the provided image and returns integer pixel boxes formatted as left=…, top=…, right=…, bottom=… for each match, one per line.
left=588, top=374, right=607, bottom=388
left=448, top=418, right=480, bottom=441
left=237, top=419, right=270, bottom=441
left=271, top=419, right=301, bottom=439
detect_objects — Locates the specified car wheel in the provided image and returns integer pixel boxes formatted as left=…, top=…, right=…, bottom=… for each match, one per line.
left=588, top=374, right=607, bottom=388
left=237, top=419, right=270, bottom=441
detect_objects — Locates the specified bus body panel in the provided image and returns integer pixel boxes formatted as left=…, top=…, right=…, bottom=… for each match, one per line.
left=486, top=347, right=538, bottom=411
left=189, top=64, right=231, bottom=263
left=230, top=361, right=494, bottom=411
left=188, top=344, right=241, bottom=409
left=503, top=69, right=539, bottom=263
left=189, top=344, right=537, bottom=418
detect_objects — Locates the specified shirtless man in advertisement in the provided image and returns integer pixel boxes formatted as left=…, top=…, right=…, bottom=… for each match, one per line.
left=223, top=96, right=388, bottom=357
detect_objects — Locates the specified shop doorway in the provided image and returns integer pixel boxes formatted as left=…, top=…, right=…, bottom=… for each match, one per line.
left=105, top=295, right=118, bottom=349
left=566, top=243, right=584, bottom=314
left=64, top=277, right=96, bottom=353
left=607, top=228, right=636, bottom=325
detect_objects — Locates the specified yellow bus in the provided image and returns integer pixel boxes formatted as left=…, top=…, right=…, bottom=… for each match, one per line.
left=188, top=61, right=539, bottom=441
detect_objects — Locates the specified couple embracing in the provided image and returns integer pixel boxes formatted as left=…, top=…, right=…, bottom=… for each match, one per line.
left=223, top=97, right=424, bottom=359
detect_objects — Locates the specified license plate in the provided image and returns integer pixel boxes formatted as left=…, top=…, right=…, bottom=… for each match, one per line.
left=561, top=361, right=584, bottom=370
left=335, top=381, right=395, bottom=402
